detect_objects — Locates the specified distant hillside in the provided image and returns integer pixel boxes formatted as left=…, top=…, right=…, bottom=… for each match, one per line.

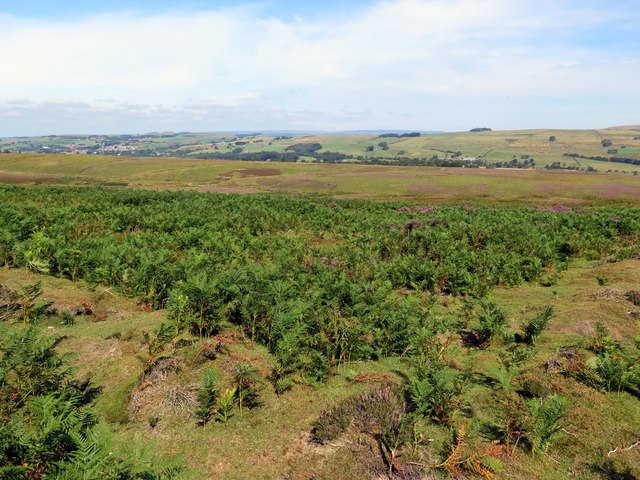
left=605, top=125, right=640, bottom=131
left=2, top=128, right=640, bottom=173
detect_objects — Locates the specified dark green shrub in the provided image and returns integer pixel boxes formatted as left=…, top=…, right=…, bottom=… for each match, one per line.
left=59, top=310, right=75, bottom=326
left=195, top=369, right=218, bottom=426
left=0, top=327, right=71, bottom=412
left=594, top=354, right=640, bottom=396
left=476, top=302, right=508, bottom=347
left=525, top=394, right=569, bottom=455
left=233, top=362, right=260, bottom=414
left=0, top=328, right=184, bottom=478
left=520, top=306, right=553, bottom=345
left=410, top=366, right=465, bottom=423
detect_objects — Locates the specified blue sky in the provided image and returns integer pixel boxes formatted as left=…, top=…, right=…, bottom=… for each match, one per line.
left=0, top=1, right=373, bottom=20
left=0, top=0, right=639, bottom=135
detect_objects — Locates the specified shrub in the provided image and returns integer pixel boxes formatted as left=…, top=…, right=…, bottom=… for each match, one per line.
left=593, top=354, right=640, bottom=396
left=59, top=310, right=75, bottom=326
left=0, top=327, right=71, bottom=412
left=311, top=384, right=406, bottom=443
left=520, top=306, right=554, bottom=345
left=526, top=394, right=569, bottom=455
left=233, top=362, right=260, bottom=414
left=476, top=302, right=508, bottom=347
left=410, top=366, right=465, bottom=423
left=626, top=290, right=640, bottom=306
left=0, top=328, right=183, bottom=477
left=588, top=322, right=617, bottom=355
left=215, top=388, right=237, bottom=424
left=195, top=369, right=218, bottom=426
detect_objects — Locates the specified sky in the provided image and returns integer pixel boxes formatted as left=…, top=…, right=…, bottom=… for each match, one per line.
left=0, top=0, right=639, bottom=136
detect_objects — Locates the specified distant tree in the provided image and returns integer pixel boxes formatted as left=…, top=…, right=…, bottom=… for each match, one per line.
left=285, top=143, right=322, bottom=154
left=548, top=136, right=556, bottom=142
left=317, top=151, right=350, bottom=162
left=378, top=132, right=421, bottom=138
left=601, top=139, right=613, bottom=147
left=470, top=127, right=492, bottom=132
left=365, top=146, right=374, bottom=152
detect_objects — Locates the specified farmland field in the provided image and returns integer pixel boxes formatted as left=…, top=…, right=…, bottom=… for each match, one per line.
left=2, top=127, right=640, bottom=173
left=621, top=148, right=640, bottom=155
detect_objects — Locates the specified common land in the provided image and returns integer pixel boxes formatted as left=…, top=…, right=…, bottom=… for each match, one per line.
left=0, top=128, right=639, bottom=479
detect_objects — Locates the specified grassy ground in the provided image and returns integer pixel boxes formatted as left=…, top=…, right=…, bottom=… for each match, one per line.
left=2, top=254, right=639, bottom=479
left=1, top=152, right=640, bottom=205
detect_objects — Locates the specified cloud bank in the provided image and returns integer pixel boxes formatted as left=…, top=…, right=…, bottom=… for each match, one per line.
left=0, top=0, right=638, bottom=135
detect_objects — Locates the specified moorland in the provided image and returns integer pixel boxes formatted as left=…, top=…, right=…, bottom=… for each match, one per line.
left=0, top=127, right=639, bottom=479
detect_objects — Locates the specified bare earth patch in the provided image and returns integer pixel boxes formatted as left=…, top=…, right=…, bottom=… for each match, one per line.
left=0, top=172, right=56, bottom=183
left=234, top=168, right=281, bottom=176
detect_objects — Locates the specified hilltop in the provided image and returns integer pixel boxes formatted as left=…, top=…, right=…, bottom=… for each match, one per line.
left=605, top=125, right=640, bottom=131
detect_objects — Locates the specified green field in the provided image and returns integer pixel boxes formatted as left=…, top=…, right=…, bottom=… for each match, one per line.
left=621, top=148, right=640, bottom=155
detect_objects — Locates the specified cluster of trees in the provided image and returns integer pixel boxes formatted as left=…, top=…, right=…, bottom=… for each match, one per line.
left=378, top=132, right=421, bottom=138
left=285, top=142, right=322, bottom=154
left=358, top=155, right=536, bottom=169
left=564, top=152, right=640, bottom=166
left=487, top=158, right=535, bottom=169
left=545, top=162, right=598, bottom=172
left=195, top=143, right=352, bottom=163
left=359, top=155, right=477, bottom=167
left=196, top=150, right=301, bottom=162
left=1, top=186, right=639, bottom=385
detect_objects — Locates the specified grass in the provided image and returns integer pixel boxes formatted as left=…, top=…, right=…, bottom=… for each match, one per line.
left=620, top=148, right=640, bottom=155
left=2, top=152, right=640, bottom=205
left=1, top=252, right=639, bottom=479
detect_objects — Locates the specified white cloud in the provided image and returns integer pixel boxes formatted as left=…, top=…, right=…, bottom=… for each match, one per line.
left=0, top=0, right=638, bottom=134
